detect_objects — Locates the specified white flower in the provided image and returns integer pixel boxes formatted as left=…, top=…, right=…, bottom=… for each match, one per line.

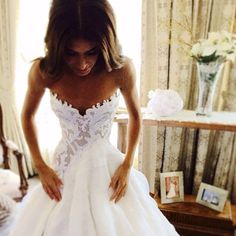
left=217, top=42, right=233, bottom=53
left=221, top=31, right=233, bottom=41
left=191, top=31, right=236, bottom=63
left=202, top=45, right=217, bottom=57
left=191, top=43, right=202, bottom=57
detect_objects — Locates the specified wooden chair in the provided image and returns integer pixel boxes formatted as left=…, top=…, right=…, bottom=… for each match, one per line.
left=0, top=104, right=28, bottom=200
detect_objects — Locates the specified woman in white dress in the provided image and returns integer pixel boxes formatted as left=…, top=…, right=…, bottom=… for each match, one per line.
left=166, top=180, right=177, bottom=199
left=9, top=0, right=179, bottom=235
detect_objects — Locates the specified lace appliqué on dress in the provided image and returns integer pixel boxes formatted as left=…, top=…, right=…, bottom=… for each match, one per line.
left=50, top=91, right=120, bottom=178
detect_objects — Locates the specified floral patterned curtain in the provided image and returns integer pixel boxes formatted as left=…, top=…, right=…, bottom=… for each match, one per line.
left=140, top=0, right=236, bottom=202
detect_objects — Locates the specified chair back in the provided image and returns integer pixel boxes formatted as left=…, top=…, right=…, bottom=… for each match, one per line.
left=0, top=104, right=28, bottom=199
left=0, top=104, right=3, bottom=136
left=0, top=105, right=10, bottom=169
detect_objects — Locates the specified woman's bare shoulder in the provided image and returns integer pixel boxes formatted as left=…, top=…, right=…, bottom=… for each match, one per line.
left=114, top=56, right=136, bottom=89
left=116, top=56, right=134, bottom=74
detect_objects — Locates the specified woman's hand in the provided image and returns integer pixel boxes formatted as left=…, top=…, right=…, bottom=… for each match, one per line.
left=109, top=162, right=131, bottom=203
left=37, top=164, right=63, bottom=202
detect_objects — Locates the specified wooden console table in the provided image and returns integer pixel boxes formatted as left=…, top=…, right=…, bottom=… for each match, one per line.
left=114, top=109, right=236, bottom=235
left=114, top=109, right=236, bottom=153
left=154, top=194, right=236, bottom=236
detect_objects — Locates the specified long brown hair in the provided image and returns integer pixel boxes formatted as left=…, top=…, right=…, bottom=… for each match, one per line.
left=40, top=0, right=124, bottom=79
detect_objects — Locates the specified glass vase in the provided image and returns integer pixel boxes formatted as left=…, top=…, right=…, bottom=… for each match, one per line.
left=195, top=60, right=225, bottom=116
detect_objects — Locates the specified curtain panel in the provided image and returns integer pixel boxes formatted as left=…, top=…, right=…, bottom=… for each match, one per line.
left=0, top=0, right=33, bottom=176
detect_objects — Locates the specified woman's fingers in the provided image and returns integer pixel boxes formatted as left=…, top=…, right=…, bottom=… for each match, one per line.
left=114, top=184, right=126, bottom=203
left=44, top=185, right=54, bottom=200
left=42, top=179, right=62, bottom=201
left=110, top=181, right=127, bottom=202
left=109, top=164, right=130, bottom=202
left=109, top=175, right=117, bottom=189
left=109, top=178, right=119, bottom=200
left=39, top=166, right=63, bottom=201
left=51, top=184, right=61, bottom=201
left=52, top=177, right=62, bottom=201
left=47, top=185, right=61, bottom=201
left=55, top=176, right=63, bottom=186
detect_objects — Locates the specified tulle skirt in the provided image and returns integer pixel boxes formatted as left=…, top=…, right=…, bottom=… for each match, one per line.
left=9, top=140, right=179, bottom=236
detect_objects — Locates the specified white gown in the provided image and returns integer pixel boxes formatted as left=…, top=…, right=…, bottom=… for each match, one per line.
left=9, top=90, right=179, bottom=236
left=166, top=183, right=177, bottom=199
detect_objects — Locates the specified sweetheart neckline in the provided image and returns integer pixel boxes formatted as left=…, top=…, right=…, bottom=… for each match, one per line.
left=50, top=90, right=119, bottom=117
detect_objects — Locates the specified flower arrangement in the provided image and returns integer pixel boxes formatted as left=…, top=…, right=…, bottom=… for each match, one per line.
left=190, top=31, right=236, bottom=116
left=191, top=31, right=236, bottom=63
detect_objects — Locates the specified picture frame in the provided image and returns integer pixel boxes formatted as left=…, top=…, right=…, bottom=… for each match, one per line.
left=196, top=183, right=228, bottom=212
left=160, top=171, right=184, bottom=204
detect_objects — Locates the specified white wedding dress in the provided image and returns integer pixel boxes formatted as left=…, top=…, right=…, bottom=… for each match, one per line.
left=166, top=183, right=177, bottom=199
left=8, top=90, right=179, bottom=236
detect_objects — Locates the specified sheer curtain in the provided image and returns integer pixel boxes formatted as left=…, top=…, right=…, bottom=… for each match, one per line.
left=15, top=0, right=57, bottom=168
left=109, top=0, right=142, bottom=96
left=0, top=0, right=33, bottom=176
left=140, top=0, right=236, bottom=202
left=15, top=0, right=142, bottom=168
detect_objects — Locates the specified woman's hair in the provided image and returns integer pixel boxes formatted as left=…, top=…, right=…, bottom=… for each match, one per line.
left=40, top=0, right=124, bottom=78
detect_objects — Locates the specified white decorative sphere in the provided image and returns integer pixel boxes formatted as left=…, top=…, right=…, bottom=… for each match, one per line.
left=147, top=89, right=184, bottom=117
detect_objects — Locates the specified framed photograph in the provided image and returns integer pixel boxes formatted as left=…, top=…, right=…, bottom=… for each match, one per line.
left=196, top=183, right=228, bottom=212
left=160, top=171, right=184, bottom=204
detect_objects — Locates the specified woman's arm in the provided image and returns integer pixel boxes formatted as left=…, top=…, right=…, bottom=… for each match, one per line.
left=22, top=61, right=47, bottom=169
left=22, top=60, right=62, bottom=201
left=119, top=59, right=141, bottom=167
left=109, top=59, right=141, bottom=203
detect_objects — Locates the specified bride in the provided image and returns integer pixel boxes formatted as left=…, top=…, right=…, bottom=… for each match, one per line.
left=9, top=0, right=179, bottom=235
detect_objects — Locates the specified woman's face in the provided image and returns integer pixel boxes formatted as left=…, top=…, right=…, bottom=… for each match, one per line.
left=65, top=38, right=100, bottom=77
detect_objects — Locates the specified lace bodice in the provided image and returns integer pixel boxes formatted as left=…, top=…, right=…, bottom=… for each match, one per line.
left=50, top=90, right=120, bottom=177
